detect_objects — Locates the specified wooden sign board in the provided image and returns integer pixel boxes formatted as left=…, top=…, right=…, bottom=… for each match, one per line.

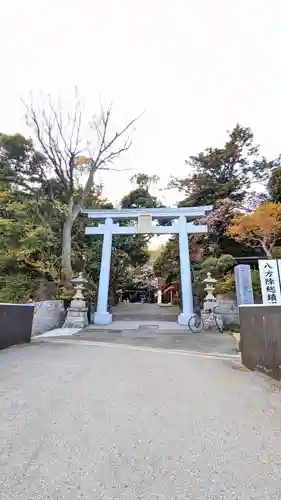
left=137, top=214, right=152, bottom=233
left=258, top=259, right=281, bottom=304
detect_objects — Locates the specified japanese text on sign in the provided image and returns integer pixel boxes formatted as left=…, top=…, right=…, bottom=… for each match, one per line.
left=258, top=260, right=281, bottom=305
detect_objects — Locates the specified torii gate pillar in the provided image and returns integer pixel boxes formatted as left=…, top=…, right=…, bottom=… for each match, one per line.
left=178, top=215, right=194, bottom=325
left=94, top=217, right=113, bottom=325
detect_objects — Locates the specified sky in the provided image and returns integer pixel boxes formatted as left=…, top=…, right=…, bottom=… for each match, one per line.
left=1, top=0, right=281, bottom=209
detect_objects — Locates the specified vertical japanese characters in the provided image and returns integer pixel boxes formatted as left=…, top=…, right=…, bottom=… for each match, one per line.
left=258, top=260, right=281, bottom=305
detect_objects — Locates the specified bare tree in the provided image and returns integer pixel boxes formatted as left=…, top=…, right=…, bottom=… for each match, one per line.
left=23, top=91, right=140, bottom=286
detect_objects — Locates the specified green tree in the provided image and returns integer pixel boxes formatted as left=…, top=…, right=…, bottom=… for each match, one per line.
left=0, top=133, right=47, bottom=188
left=8, top=94, right=140, bottom=287
left=0, top=139, right=154, bottom=305
left=121, top=173, right=161, bottom=209
left=153, top=237, right=180, bottom=284
left=154, top=125, right=275, bottom=295
left=268, top=165, right=281, bottom=202
left=0, top=133, right=114, bottom=302
left=120, top=171, right=164, bottom=265
left=170, top=124, right=275, bottom=207
left=107, top=174, right=159, bottom=300
left=168, top=125, right=279, bottom=258
left=0, top=181, right=60, bottom=302
left=0, top=176, right=112, bottom=302
left=80, top=175, right=160, bottom=306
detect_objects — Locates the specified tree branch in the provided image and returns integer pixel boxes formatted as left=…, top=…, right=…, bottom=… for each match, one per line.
left=22, top=93, right=84, bottom=193
left=79, top=108, right=143, bottom=206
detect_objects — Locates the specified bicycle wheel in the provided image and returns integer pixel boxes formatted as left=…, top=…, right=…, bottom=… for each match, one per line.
left=214, top=314, right=223, bottom=333
left=212, top=306, right=223, bottom=333
left=188, top=314, right=204, bottom=333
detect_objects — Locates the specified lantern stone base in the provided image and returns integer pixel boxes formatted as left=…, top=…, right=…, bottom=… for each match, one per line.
left=63, top=306, right=89, bottom=329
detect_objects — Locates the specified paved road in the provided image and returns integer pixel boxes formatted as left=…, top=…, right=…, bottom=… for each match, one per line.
left=1, top=340, right=281, bottom=499
left=77, top=328, right=237, bottom=355
left=83, top=302, right=237, bottom=355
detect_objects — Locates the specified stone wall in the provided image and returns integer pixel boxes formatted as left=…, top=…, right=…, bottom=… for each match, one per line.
left=239, top=304, right=281, bottom=380
left=31, top=300, right=65, bottom=336
left=215, top=294, right=239, bottom=325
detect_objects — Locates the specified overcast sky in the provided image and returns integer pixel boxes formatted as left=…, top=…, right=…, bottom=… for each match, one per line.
left=1, top=0, right=281, bottom=207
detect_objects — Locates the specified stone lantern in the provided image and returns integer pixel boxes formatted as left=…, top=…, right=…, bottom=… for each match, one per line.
left=201, top=272, right=223, bottom=331
left=203, top=272, right=217, bottom=311
left=63, top=273, right=89, bottom=329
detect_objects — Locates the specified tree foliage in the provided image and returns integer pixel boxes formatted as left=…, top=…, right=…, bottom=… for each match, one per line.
left=154, top=124, right=278, bottom=292
left=0, top=169, right=109, bottom=302
left=113, top=172, right=165, bottom=293
left=12, top=93, right=140, bottom=287
left=153, top=236, right=179, bottom=284
left=0, top=130, right=151, bottom=303
left=268, top=166, right=281, bottom=203
left=168, top=124, right=274, bottom=261
left=170, top=124, right=276, bottom=207
left=2, top=116, right=281, bottom=307
left=121, top=173, right=162, bottom=209
left=226, top=203, right=281, bottom=258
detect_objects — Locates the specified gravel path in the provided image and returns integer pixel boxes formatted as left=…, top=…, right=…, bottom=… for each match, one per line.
left=1, top=340, right=281, bottom=499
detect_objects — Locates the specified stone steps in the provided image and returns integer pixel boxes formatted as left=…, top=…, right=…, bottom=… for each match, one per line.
left=112, top=314, right=178, bottom=322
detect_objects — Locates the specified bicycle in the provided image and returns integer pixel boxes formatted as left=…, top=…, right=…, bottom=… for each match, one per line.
left=188, top=305, right=223, bottom=334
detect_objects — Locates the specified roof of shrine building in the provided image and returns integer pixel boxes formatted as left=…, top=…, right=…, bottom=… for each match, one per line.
left=235, top=256, right=266, bottom=266
left=82, top=205, right=213, bottom=220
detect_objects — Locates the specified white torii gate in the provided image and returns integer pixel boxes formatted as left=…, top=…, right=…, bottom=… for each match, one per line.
left=83, top=206, right=212, bottom=325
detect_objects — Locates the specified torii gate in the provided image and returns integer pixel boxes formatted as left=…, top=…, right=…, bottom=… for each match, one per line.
left=83, top=206, right=212, bottom=325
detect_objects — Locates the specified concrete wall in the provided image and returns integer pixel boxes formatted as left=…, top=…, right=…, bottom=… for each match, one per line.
left=31, top=300, right=65, bottom=336
left=239, top=304, right=281, bottom=380
left=0, top=303, right=34, bottom=349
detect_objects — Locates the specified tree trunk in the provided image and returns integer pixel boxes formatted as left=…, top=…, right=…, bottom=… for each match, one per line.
left=61, top=216, right=73, bottom=288
left=260, top=239, right=273, bottom=259
left=61, top=199, right=81, bottom=288
left=109, top=286, right=117, bottom=307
